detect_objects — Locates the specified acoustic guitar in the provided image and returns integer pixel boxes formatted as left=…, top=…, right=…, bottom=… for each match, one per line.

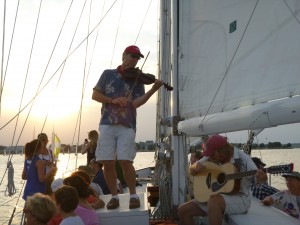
left=193, top=161, right=294, bottom=202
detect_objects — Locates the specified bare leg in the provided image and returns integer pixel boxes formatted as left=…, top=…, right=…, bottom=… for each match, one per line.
left=207, top=195, right=226, bottom=225
left=103, top=160, right=118, bottom=195
left=119, top=160, right=136, bottom=195
left=178, top=200, right=206, bottom=225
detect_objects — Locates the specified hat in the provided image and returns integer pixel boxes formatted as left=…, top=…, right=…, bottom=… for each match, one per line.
left=51, top=178, right=64, bottom=192
left=37, top=133, right=48, bottom=141
left=251, top=157, right=266, bottom=167
left=282, top=171, right=300, bottom=180
left=78, top=165, right=94, bottom=177
left=202, top=135, right=228, bottom=157
left=123, top=45, right=144, bottom=58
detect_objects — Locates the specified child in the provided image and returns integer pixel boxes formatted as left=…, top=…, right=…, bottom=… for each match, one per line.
left=72, top=169, right=105, bottom=209
left=63, top=174, right=99, bottom=225
left=262, top=171, right=300, bottom=219
left=48, top=178, right=64, bottom=225
left=54, top=185, right=84, bottom=225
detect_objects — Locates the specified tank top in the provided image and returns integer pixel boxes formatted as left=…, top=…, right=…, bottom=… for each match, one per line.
left=22, top=155, right=46, bottom=200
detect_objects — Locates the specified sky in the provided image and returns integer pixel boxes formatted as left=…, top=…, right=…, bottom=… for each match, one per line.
left=0, top=0, right=299, bottom=147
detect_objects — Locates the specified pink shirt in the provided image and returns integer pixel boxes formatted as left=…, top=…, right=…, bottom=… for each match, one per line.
left=75, top=205, right=99, bottom=225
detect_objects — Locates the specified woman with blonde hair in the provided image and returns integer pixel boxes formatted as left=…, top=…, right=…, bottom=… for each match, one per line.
left=81, top=130, right=98, bottom=165
left=23, top=193, right=57, bottom=225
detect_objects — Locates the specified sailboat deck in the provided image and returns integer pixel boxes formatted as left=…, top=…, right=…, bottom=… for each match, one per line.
left=95, top=193, right=149, bottom=225
left=226, top=197, right=299, bottom=225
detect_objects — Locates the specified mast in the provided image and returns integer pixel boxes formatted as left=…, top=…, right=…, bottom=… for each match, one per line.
left=170, top=0, right=187, bottom=211
left=157, top=0, right=187, bottom=218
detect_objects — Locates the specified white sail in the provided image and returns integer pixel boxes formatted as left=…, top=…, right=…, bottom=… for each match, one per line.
left=175, top=0, right=300, bottom=136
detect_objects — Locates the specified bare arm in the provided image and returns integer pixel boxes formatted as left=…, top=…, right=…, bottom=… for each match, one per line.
left=189, top=161, right=206, bottom=176
left=22, top=166, right=27, bottom=180
left=92, top=89, right=128, bottom=107
left=255, top=169, right=268, bottom=185
left=132, top=80, right=163, bottom=108
left=36, top=160, right=57, bottom=183
left=92, top=89, right=112, bottom=104
left=81, top=141, right=90, bottom=154
left=91, top=197, right=105, bottom=209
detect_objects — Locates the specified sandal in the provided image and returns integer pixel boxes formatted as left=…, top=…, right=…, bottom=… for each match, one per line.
left=129, top=197, right=140, bottom=209
left=107, top=198, right=119, bottom=210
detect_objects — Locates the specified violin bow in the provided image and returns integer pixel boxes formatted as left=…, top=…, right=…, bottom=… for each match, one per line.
left=127, top=51, right=150, bottom=101
left=140, top=51, right=150, bottom=70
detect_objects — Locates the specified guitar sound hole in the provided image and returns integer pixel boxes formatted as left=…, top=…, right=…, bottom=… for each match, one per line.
left=217, top=173, right=226, bottom=184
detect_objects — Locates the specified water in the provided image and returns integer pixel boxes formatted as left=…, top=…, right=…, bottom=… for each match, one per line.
left=0, top=152, right=155, bottom=225
left=0, top=150, right=299, bottom=225
left=251, top=149, right=300, bottom=190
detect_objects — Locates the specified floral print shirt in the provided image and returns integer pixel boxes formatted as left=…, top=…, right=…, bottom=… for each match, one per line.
left=93, top=68, right=145, bottom=131
left=271, top=190, right=300, bottom=219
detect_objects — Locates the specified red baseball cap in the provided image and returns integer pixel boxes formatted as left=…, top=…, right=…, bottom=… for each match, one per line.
left=123, top=45, right=144, bottom=58
left=202, top=135, right=228, bottom=157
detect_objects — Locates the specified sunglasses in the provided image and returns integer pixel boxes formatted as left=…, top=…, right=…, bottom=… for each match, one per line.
left=129, top=54, right=141, bottom=60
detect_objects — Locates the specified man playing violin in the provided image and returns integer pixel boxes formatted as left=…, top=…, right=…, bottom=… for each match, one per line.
left=92, top=45, right=163, bottom=210
left=178, top=135, right=267, bottom=225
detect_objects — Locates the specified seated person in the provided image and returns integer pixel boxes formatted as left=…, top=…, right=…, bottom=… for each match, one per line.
left=187, top=150, right=202, bottom=199
left=23, top=193, right=57, bottom=225
left=48, top=178, right=64, bottom=225
left=251, top=157, right=278, bottom=200
left=89, top=159, right=123, bottom=194
left=190, top=150, right=202, bottom=165
left=54, top=185, right=84, bottom=225
left=178, top=135, right=266, bottom=225
left=72, top=170, right=105, bottom=209
left=78, top=165, right=104, bottom=195
left=262, top=171, right=300, bottom=220
left=90, top=158, right=111, bottom=194
left=64, top=174, right=100, bottom=225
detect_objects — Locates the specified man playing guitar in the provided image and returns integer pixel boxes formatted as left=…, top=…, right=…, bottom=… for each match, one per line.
left=178, top=135, right=267, bottom=225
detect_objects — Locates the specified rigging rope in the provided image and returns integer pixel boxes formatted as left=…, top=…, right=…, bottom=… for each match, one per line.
left=151, top=155, right=172, bottom=220
left=199, top=0, right=260, bottom=127
left=0, top=0, right=118, bottom=132
left=0, top=0, right=21, bottom=115
left=134, top=0, right=153, bottom=44
left=1, top=0, right=119, bottom=224
left=110, top=0, right=124, bottom=69
left=0, top=0, right=7, bottom=116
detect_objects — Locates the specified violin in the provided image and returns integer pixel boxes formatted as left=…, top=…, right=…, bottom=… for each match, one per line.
left=122, top=67, right=173, bottom=91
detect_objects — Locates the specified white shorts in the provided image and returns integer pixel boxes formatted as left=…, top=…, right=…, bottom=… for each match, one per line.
left=193, top=193, right=250, bottom=215
left=96, top=125, right=136, bottom=161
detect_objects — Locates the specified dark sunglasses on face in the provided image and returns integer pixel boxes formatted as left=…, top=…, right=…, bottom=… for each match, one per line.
left=129, top=54, right=141, bottom=60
